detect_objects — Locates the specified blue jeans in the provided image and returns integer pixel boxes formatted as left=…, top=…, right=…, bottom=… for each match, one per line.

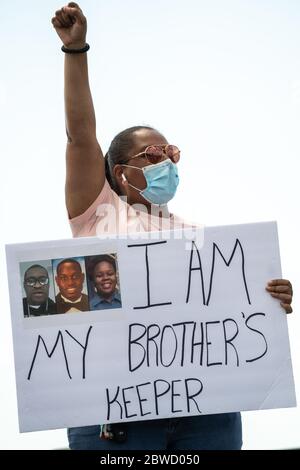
left=68, top=413, right=242, bottom=450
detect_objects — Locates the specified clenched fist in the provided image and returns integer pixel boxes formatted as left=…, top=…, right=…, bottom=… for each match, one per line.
left=52, top=2, right=87, bottom=49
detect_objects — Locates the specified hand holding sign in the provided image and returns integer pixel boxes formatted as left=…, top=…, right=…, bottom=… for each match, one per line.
left=266, top=279, right=293, bottom=314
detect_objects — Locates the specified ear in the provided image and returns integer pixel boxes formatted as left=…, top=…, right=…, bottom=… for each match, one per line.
left=113, top=164, right=128, bottom=194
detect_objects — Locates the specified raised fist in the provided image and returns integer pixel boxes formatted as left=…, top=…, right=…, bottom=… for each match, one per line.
left=51, top=2, right=87, bottom=49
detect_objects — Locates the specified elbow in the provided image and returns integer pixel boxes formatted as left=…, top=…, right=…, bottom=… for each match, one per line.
left=66, top=127, right=73, bottom=143
left=65, top=126, right=97, bottom=147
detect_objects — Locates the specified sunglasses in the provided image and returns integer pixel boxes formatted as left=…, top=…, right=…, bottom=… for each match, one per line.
left=120, top=144, right=180, bottom=165
left=25, top=276, right=49, bottom=287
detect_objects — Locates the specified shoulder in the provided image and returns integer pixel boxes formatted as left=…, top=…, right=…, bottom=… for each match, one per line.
left=90, top=293, right=100, bottom=306
left=69, top=179, right=126, bottom=238
left=114, top=291, right=122, bottom=302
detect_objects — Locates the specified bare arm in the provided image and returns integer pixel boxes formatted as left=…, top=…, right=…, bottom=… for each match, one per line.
left=52, top=2, right=105, bottom=219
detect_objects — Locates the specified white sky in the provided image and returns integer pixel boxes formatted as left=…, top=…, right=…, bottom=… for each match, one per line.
left=0, top=0, right=299, bottom=450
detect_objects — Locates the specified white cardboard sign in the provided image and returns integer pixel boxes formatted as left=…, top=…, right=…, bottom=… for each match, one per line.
left=5, top=222, right=296, bottom=432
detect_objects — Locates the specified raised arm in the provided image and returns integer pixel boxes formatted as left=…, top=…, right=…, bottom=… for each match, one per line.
left=52, top=2, right=105, bottom=219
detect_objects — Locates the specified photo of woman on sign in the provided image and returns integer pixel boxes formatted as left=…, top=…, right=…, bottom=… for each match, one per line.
left=86, top=254, right=122, bottom=311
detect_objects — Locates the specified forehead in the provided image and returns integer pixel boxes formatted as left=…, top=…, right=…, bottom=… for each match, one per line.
left=95, top=261, right=114, bottom=271
left=25, top=266, right=47, bottom=278
left=58, top=262, right=81, bottom=274
left=131, top=129, right=168, bottom=152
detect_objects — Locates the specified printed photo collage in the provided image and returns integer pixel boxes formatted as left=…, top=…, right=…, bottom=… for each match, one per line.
left=20, top=254, right=122, bottom=318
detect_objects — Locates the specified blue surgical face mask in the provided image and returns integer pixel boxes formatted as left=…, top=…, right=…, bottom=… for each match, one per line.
left=122, top=159, right=179, bottom=205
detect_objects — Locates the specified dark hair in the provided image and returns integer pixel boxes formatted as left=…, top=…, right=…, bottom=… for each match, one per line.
left=56, top=258, right=82, bottom=275
left=24, top=264, right=48, bottom=279
left=104, top=125, right=161, bottom=194
left=86, top=255, right=117, bottom=281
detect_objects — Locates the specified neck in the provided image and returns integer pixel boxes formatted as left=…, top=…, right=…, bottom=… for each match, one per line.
left=128, top=200, right=170, bottom=218
left=61, top=294, right=82, bottom=303
left=99, top=292, right=113, bottom=301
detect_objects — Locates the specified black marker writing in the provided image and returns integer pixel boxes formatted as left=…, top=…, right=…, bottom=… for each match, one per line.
left=245, top=313, right=268, bottom=362
left=171, top=379, right=183, bottom=413
left=223, top=318, right=239, bottom=366
left=154, top=379, right=171, bottom=415
left=191, top=321, right=204, bottom=365
left=27, top=331, right=71, bottom=380
left=173, top=321, right=195, bottom=366
left=106, top=386, right=123, bottom=420
left=160, top=325, right=178, bottom=367
left=206, top=239, right=251, bottom=306
left=106, top=377, right=204, bottom=420
left=186, top=239, right=251, bottom=306
left=206, top=321, right=223, bottom=367
left=128, top=323, right=147, bottom=372
left=186, top=241, right=206, bottom=304
left=136, top=382, right=152, bottom=417
left=27, top=326, right=93, bottom=380
left=122, top=386, right=138, bottom=419
left=185, top=378, right=203, bottom=413
left=147, top=324, right=161, bottom=367
left=128, top=314, right=267, bottom=372
left=65, top=325, right=92, bottom=379
left=127, top=241, right=172, bottom=309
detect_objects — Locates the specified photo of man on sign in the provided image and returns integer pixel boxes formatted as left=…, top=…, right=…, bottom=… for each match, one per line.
left=21, top=262, right=57, bottom=318
left=53, top=257, right=89, bottom=313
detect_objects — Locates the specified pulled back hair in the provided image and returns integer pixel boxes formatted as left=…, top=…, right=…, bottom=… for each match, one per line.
left=86, top=254, right=117, bottom=281
left=104, top=125, right=161, bottom=194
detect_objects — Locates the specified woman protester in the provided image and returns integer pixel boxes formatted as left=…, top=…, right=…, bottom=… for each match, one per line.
left=52, top=2, right=293, bottom=450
